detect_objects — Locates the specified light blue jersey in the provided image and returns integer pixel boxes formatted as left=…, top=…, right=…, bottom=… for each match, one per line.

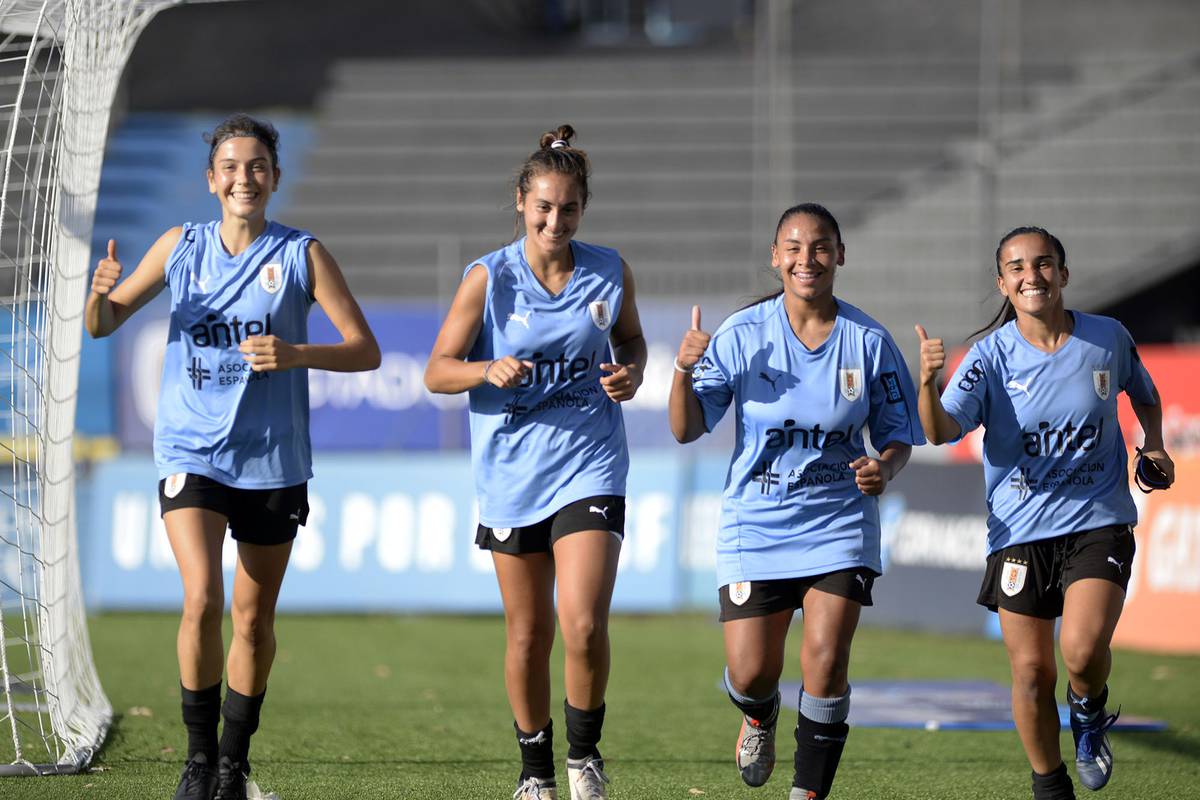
left=154, top=220, right=315, bottom=489
left=466, top=238, right=628, bottom=528
left=940, top=312, right=1156, bottom=553
left=693, top=296, right=923, bottom=586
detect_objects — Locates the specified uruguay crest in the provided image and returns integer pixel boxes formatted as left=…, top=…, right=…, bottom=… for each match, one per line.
left=492, top=527, right=513, bottom=543
left=164, top=472, right=187, bottom=499
left=588, top=299, right=612, bottom=331
left=259, top=262, right=282, bottom=294
left=1001, top=561, right=1027, bottom=597
left=729, top=581, right=752, bottom=606
left=1093, top=370, right=1110, bottom=400
left=839, top=368, right=863, bottom=402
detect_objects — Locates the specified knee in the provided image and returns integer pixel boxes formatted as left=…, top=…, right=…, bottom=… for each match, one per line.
left=801, top=643, right=851, bottom=694
left=506, top=617, right=555, bottom=661
left=726, top=662, right=778, bottom=699
left=1009, top=658, right=1057, bottom=699
left=1060, top=635, right=1106, bottom=678
left=230, top=601, right=275, bottom=649
left=180, top=588, right=223, bottom=632
left=560, top=614, right=606, bottom=658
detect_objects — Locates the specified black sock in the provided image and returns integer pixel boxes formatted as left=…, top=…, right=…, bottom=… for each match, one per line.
left=515, top=720, right=555, bottom=781
left=218, top=687, right=266, bottom=768
left=180, top=681, right=221, bottom=764
left=728, top=689, right=780, bottom=726
left=793, top=713, right=849, bottom=799
left=1032, top=762, right=1076, bottom=800
left=564, top=701, right=605, bottom=761
left=1067, top=684, right=1108, bottom=720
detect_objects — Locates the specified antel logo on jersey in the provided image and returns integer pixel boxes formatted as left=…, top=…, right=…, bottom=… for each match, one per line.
left=259, top=263, right=282, bottom=294
left=518, top=349, right=599, bottom=388
left=1021, top=418, right=1104, bottom=457
left=765, top=420, right=856, bottom=450
left=957, top=359, right=985, bottom=392
left=189, top=313, right=272, bottom=348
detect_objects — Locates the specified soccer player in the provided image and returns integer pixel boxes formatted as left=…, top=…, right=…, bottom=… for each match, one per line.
left=669, top=203, right=923, bottom=800
left=85, top=115, right=380, bottom=800
left=424, top=125, right=645, bottom=800
left=915, top=226, right=1174, bottom=800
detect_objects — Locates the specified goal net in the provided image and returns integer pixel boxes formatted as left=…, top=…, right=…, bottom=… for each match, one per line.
left=0, top=0, right=186, bottom=775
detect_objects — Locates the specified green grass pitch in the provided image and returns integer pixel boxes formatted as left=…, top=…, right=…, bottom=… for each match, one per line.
left=4, top=614, right=1199, bottom=799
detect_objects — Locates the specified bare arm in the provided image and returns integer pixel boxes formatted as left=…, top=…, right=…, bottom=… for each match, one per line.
left=1132, top=387, right=1175, bottom=486
left=84, top=231, right=179, bottom=338
left=668, top=305, right=710, bottom=443
left=915, top=324, right=962, bottom=445
left=424, top=264, right=530, bottom=394
left=238, top=239, right=380, bottom=373
left=600, top=260, right=647, bottom=402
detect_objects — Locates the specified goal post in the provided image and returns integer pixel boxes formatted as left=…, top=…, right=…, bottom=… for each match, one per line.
left=0, top=0, right=193, bottom=776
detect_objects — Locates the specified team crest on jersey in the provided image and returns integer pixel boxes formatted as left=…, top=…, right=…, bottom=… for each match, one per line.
left=588, top=300, right=612, bottom=331
left=259, top=263, right=282, bottom=294
left=164, top=473, right=187, bottom=499
left=1093, top=370, right=1110, bottom=400
left=839, top=368, right=863, bottom=402
left=492, top=527, right=513, bottom=543
left=1001, top=560, right=1028, bottom=597
left=728, top=581, right=752, bottom=606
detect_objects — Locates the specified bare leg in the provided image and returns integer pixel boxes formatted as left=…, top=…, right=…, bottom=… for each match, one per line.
left=226, top=540, right=293, bottom=696
left=164, top=508, right=228, bottom=690
left=1000, top=609, right=1062, bottom=775
left=552, top=530, right=621, bottom=711
left=492, top=551, right=557, bottom=732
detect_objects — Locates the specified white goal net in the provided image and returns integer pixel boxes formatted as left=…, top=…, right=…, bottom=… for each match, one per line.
left=0, top=0, right=187, bottom=775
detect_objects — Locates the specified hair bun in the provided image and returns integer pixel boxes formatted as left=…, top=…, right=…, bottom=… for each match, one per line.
left=539, top=124, right=576, bottom=150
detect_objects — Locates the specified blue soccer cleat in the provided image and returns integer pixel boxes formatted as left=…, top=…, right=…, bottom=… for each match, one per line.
left=1071, top=705, right=1120, bottom=790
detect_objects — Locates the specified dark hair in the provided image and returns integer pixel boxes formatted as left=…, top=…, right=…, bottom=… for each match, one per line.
left=742, top=203, right=844, bottom=309
left=204, top=113, right=280, bottom=169
left=970, top=226, right=1067, bottom=339
left=512, top=124, right=591, bottom=237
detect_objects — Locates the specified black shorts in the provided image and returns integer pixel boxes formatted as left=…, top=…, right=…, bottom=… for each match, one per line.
left=718, top=567, right=877, bottom=622
left=977, top=524, right=1136, bottom=619
left=158, top=472, right=309, bottom=546
left=476, top=495, right=626, bottom=555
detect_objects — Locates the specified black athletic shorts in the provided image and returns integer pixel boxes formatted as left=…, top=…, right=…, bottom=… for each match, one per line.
left=977, top=524, right=1135, bottom=619
left=718, top=567, right=877, bottom=622
left=158, top=472, right=309, bottom=546
left=475, top=495, right=626, bottom=555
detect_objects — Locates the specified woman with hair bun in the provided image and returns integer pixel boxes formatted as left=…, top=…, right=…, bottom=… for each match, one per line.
left=85, top=113, right=380, bottom=800
left=425, top=124, right=646, bottom=800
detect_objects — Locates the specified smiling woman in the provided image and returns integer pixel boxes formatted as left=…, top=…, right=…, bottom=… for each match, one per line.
left=83, top=113, right=380, bottom=800
left=424, top=124, right=647, bottom=800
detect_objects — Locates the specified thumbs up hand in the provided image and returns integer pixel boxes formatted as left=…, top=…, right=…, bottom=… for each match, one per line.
left=915, top=324, right=945, bottom=387
left=675, top=305, right=711, bottom=373
left=92, top=239, right=122, bottom=296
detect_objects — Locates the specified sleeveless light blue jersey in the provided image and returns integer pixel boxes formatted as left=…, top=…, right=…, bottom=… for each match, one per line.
left=940, top=312, right=1156, bottom=553
left=466, top=238, right=628, bottom=528
left=154, top=220, right=315, bottom=489
left=693, top=296, right=924, bottom=586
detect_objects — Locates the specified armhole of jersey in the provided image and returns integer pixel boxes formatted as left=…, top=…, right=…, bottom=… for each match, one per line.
left=295, top=233, right=316, bottom=302
left=163, top=224, right=196, bottom=287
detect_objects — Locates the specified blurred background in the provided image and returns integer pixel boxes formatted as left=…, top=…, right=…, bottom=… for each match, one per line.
left=73, top=0, right=1199, bottom=652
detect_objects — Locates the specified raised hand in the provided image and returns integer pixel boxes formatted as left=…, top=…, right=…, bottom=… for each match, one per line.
left=483, top=355, right=533, bottom=389
left=915, top=324, right=945, bottom=387
left=676, top=305, right=710, bottom=372
left=92, top=239, right=122, bottom=295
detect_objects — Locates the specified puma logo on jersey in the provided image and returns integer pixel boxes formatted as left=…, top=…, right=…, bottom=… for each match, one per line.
left=1007, top=378, right=1032, bottom=398
left=1107, top=556, right=1124, bottom=573
left=759, top=371, right=779, bottom=391
left=589, top=505, right=609, bottom=520
left=508, top=311, right=532, bottom=329
left=289, top=512, right=301, bottom=521
left=191, top=273, right=209, bottom=293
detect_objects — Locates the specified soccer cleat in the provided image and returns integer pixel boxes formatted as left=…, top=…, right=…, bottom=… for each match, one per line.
left=788, top=789, right=819, bottom=800
left=213, top=756, right=249, bottom=800
left=173, top=752, right=218, bottom=800
left=1071, top=705, right=1120, bottom=790
left=513, top=775, right=558, bottom=799
left=566, top=755, right=610, bottom=800
left=735, top=713, right=777, bottom=786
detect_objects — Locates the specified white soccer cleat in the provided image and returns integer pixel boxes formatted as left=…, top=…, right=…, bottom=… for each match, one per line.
left=735, top=712, right=777, bottom=786
left=566, top=755, right=610, bottom=800
left=513, top=775, right=558, bottom=799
